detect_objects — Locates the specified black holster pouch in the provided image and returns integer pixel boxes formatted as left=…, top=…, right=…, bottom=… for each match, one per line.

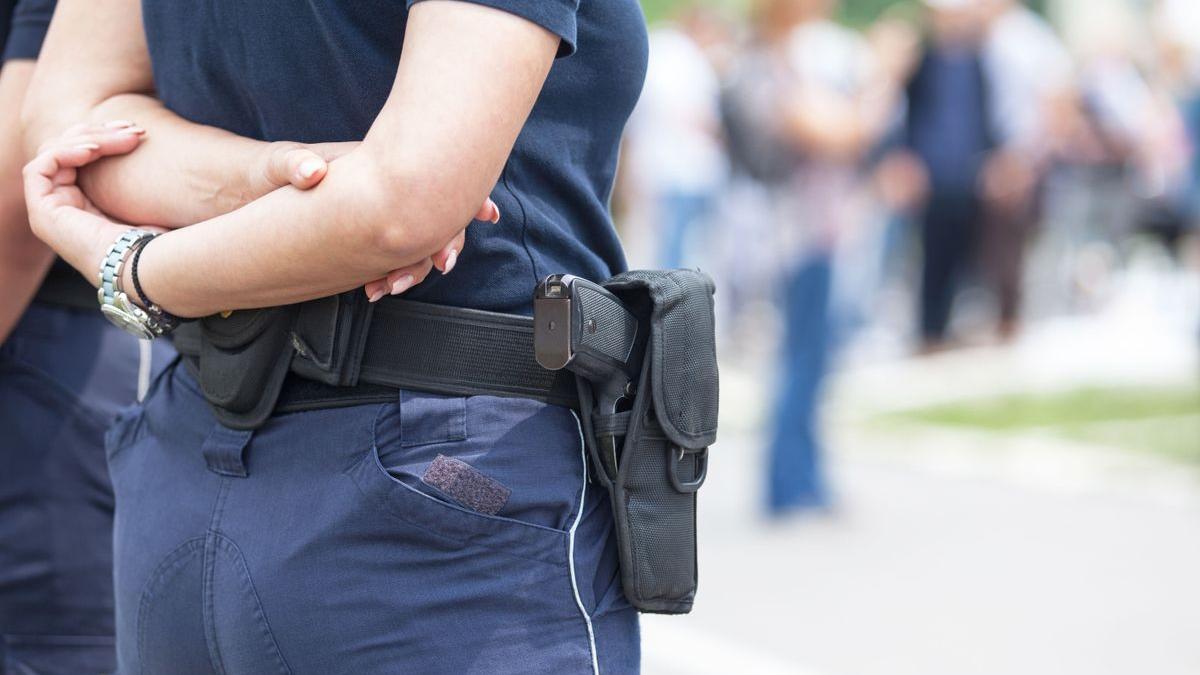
left=578, top=269, right=718, bottom=615
left=174, top=291, right=375, bottom=430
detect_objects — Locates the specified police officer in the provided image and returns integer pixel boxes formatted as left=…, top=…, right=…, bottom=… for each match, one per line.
left=0, top=1, right=142, bottom=671
left=1, top=4, right=390, bottom=671
left=24, top=0, right=647, bottom=672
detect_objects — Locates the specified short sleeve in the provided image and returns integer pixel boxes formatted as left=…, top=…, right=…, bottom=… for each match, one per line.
left=2, top=0, right=55, bottom=63
left=406, top=0, right=579, bottom=57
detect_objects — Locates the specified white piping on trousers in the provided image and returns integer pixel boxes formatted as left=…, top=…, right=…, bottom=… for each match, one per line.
left=137, top=339, right=153, bottom=401
left=569, top=411, right=600, bottom=675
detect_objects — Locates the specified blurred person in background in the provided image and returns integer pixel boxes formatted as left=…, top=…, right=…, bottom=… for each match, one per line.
left=893, top=0, right=995, bottom=351
left=624, top=6, right=730, bottom=270
left=832, top=12, right=921, bottom=344
left=0, top=1, right=165, bottom=671
left=1047, top=0, right=1163, bottom=303
left=1160, top=0, right=1200, bottom=232
left=723, top=0, right=901, bottom=516
left=978, top=0, right=1073, bottom=340
left=1142, top=0, right=1200, bottom=255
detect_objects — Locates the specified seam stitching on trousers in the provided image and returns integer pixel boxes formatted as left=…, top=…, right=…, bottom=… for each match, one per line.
left=211, top=534, right=293, bottom=675
left=568, top=411, right=600, bottom=675
left=136, top=537, right=206, bottom=675
left=203, top=478, right=232, bottom=675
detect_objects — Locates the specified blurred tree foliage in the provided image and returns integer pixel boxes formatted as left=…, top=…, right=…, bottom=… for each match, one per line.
left=839, top=0, right=914, bottom=27
left=641, top=0, right=1046, bottom=27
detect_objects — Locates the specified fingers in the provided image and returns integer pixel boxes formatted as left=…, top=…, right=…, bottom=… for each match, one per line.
left=360, top=198, right=483, bottom=301
left=24, top=143, right=101, bottom=202
left=263, top=143, right=330, bottom=190
left=362, top=221, right=472, bottom=301
left=35, top=121, right=146, bottom=161
left=363, top=277, right=390, bottom=302
left=26, top=125, right=145, bottom=206
left=473, top=198, right=501, bottom=224
left=23, top=123, right=150, bottom=245
left=431, top=229, right=466, bottom=274
left=364, top=257, right=435, bottom=302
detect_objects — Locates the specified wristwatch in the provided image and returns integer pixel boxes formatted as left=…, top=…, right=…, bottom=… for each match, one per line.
left=97, top=229, right=177, bottom=339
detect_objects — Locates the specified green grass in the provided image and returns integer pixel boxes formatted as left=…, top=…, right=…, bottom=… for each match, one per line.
left=886, top=386, right=1200, bottom=464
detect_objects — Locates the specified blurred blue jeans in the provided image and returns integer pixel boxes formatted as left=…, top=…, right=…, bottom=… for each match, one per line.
left=1184, top=96, right=1200, bottom=224
left=0, top=303, right=167, bottom=675
left=659, top=191, right=712, bottom=270
left=104, top=359, right=638, bottom=673
left=767, top=254, right=832, bottom=514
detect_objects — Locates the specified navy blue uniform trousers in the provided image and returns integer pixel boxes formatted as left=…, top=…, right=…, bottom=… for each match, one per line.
left=105, top=358, right=639, bottom=673
left=0, top=303, right=159, bottom=674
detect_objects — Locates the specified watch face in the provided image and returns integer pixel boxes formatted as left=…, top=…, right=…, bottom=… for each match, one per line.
left=101, top=296, right=156, bottom=340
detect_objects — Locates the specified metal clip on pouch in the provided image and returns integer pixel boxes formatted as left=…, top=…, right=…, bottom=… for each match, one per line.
left=535, top=270, right=718, bottom=615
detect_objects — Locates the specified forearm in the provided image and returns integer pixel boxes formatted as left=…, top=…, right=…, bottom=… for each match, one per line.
left=0, top=61, right=52, bottom=341
left=134, top=148, right=478, bottom=317
left=35, top=0, right=555, bottom=319
left=131, top=2, right=554, bottom=318
left=20, top=0, right=288, bottom=228
left=0, top=202, right=54, bottom=342
left=75, top=94, right=278, bottom=227
left=25, top=89, right=292, bottom=228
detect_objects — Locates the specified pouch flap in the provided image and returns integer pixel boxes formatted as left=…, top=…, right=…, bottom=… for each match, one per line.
left=290, top=291, right=374, bottom=386
left=604, top=269, right=718, bottom=449
left=197, top=305, right=298, bottom=430
left=198, top=308, right=277, bottom=349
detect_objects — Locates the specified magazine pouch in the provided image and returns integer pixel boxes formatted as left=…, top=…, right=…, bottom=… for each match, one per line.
left=191, top=305, right=299, bottom=430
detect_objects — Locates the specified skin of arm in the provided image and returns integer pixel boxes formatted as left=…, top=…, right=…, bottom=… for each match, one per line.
left=21, top=0, right=342, bottom=228
left=0, top=61, right=54, bottom=342
left=25, top=0, right=557, bottom=318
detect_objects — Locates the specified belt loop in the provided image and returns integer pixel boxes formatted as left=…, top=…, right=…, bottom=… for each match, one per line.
left=202, top=424, right=254, bottom=478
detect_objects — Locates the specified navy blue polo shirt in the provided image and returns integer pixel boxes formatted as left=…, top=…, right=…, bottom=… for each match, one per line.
left=0, top=0, right=53, bottom=62
left=142, top=0, right=648, bottom=315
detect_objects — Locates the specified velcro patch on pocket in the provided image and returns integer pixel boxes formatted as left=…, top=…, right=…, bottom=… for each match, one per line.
left=421, top=455, right=511, bottom=516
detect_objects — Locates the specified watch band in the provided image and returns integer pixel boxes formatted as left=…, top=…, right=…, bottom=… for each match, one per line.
left=97, top=229, right=177, bottom=339
left=97, top=229, right=151, bottom=307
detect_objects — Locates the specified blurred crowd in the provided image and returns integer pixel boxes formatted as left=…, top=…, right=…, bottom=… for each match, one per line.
left=617, top=0, right=1200, bottom=516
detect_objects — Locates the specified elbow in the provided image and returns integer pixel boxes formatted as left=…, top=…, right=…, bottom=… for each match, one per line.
left=19, top=79, right=114, bottom=162
left=360, top=156, right=486, bottom=260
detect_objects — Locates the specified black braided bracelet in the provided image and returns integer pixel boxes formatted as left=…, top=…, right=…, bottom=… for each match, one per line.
left=129, top=234, right=184, bottom=329
left=128, top=234, right=157, bottom=310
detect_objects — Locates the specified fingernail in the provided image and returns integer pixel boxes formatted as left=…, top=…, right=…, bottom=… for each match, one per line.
left=442, top=249, right=458, bottom=275
left=368, top=288, right=386, bottom=303
left=75, top=143, right=101, bottom=151
left=120, top=126, right=147, bottom=136
left=389, top=274, right=415, bottom=295
left=105, top=120, right=135, bottom=129
left=491, top=205, right=501, bottom=223
left=298, top=158, right=324, bottom=180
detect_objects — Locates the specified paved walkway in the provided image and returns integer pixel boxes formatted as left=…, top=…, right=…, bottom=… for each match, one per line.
left=642, top=433, right=1200, bottom=675
left=640, top=282, right=1200, bottom=674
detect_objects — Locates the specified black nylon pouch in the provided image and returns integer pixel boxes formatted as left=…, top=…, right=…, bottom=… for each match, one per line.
left=290, top=291, right=375, bottom=387
left=192, top=305, right=300, bottom=430
left=583, top=269, right=718, bottom=614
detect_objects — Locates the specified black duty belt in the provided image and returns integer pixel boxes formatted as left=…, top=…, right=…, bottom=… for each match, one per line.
left=175, top=298, right=580, bottom=418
